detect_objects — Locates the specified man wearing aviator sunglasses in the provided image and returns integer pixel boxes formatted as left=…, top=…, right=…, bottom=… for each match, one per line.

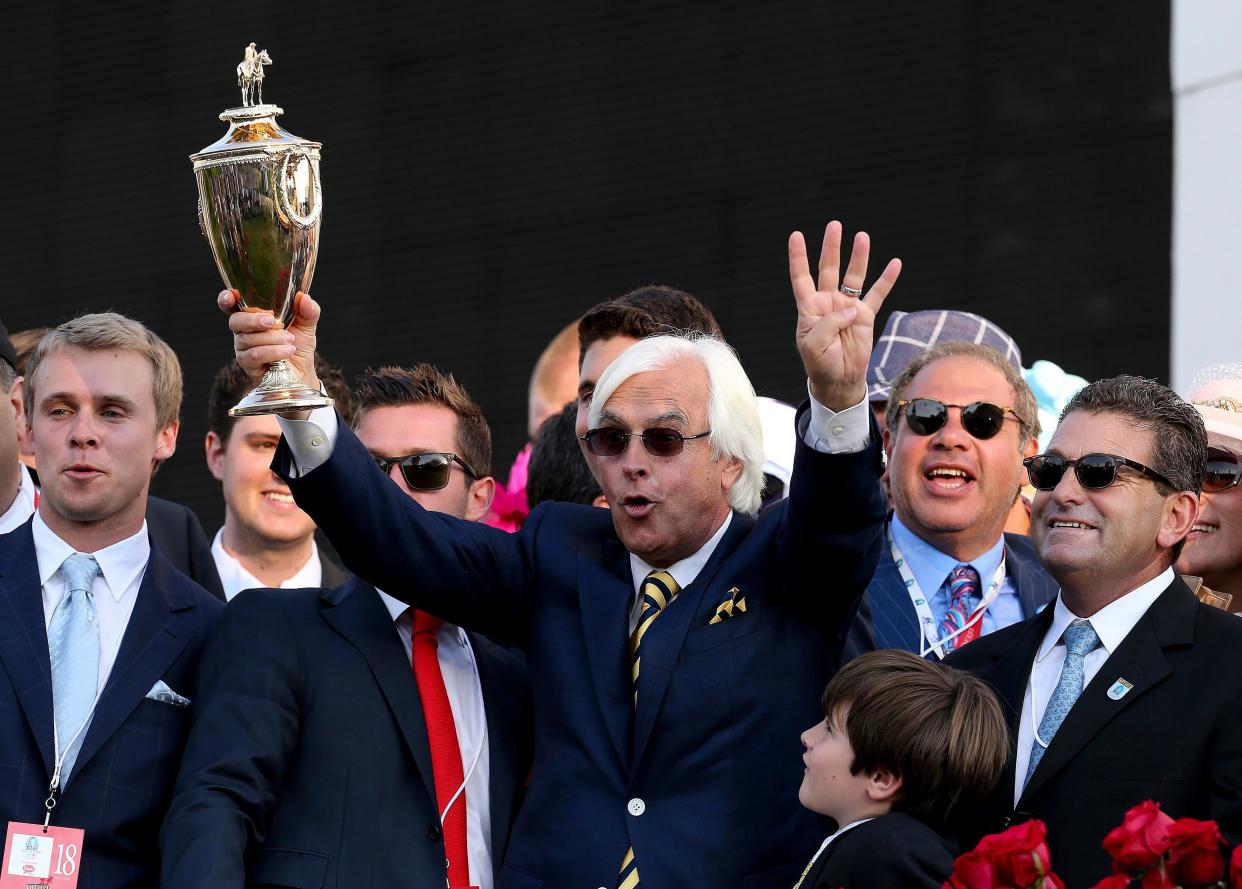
left=842, top=341, right=1058, bottom=662
left=1177, top=367, right=1242, bottom=611
left=943, top=375, right=1242, bottom=888
left=223, top=220, right=899, bottom=888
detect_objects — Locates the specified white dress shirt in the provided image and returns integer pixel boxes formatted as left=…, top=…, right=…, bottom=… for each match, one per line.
left=629, top=513, right=733, bottom=631
left=1013, top=568, right=1174, bottom=804
left=210, top=528, right=324, bottom=601
left=0, top=462, right=38, bottom=534
left=375, top=588, right=493, bottom=889
left=34, top=512, right=150, bottom=695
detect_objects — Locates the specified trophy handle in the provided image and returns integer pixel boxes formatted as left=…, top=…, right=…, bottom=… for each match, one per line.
left=275, top=151, right=322, bottom=230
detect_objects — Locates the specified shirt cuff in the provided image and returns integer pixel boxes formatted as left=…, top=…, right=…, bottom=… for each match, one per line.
left=798, top=379, right=871, bottom=454
left=277, top=404, right=339, bottom=476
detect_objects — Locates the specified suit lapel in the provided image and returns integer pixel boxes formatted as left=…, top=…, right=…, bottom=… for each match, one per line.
left=1020, top=581, right=1189, bottom=803
left=630, top=513, right=753, bottom=771
left=0, top=523, right=56, bottom=776
left=321, top=579, right=437, bottom=803
left=866, top=545, right=924, bottom=653
left=71, top=548, right=200, bottom=782
left=472, top=633, right=522, bottom=879
left=577, top=539, right=634, bottom=770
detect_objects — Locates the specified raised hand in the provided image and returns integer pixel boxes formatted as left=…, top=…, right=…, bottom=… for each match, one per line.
left=219, top=289, right=322, bottom=392
left=788, top=220, right=901, bottom=411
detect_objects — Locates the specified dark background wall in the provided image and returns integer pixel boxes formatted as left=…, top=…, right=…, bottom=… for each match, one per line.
left=1, top=2, right=1171, bottom=530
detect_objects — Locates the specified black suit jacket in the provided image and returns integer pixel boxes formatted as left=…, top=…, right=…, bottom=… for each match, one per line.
left=0, top=520, right=223, bottom=889
left=945, top=576, right=1242, bottom=888
left=798, top=813, right=956, bottom=888
left=160, top=577, right=532, bottom=889
left=841, top=529, right=1059, bottom=661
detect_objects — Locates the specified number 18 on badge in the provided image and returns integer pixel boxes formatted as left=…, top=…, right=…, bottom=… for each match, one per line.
left=2, top=822, right=84, bottom=888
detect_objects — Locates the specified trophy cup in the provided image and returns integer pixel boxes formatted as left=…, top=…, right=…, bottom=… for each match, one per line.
left=191, top=43, right=332, bottom=416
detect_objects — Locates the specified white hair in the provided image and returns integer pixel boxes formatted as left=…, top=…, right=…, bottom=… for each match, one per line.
left=587, top=333, right=764, bottom=514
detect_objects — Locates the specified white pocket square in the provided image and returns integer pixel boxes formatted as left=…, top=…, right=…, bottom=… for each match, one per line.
left=146, top=680, right=191, bottom=708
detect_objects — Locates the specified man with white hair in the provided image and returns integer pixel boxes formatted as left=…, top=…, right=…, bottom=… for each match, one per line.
left=222, top=220, right=898, bottom=888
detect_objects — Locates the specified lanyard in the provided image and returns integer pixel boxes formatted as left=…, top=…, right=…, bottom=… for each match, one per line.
left=44, top=675, right=104, bottom=830
left=436, top=628, right=487, bottom=827
left=888, top=527, right=1007, bottom=660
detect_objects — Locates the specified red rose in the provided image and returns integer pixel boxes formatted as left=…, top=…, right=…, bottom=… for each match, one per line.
left=1230, top=845, right=1242, bottom=889
left=1102, top=801, right=1175, bottom=873
left=978, top=820, right=1053, bottom=886
left=1165, top=818, right=1224, bottom=887
left=1089, top=877, right=1131, bottom=889
left=1140, top=866, right=1175, bottom=889
left=943, top=847, right=995, bottom=889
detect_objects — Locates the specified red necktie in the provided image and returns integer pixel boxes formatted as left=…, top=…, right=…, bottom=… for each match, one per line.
left=412, top=610, right=471, bottom=888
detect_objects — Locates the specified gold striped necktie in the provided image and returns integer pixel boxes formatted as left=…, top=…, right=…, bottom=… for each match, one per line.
left=617, top=569, right=681, bottom=889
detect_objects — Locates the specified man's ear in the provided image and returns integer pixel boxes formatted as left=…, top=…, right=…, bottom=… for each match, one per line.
left=205, top=431, right=227, bottom=481
left=1022, top=435, right=1039, bottom=459
left=154, top=420, right=179, bottom=464
left=1158, top=490, right=1199, bottom=554
left=591, top=493, right=609, bottom=509
left=465, top=476, right=496, bottom=522
left=866, top=767, right=903, bottom=805
left=9, top=377, right=28, bottom=451
left=882, top=425, right=894, bottom=463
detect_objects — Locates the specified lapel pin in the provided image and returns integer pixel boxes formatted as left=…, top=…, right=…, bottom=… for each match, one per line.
left=1106, top=678, right=1133, bottom=701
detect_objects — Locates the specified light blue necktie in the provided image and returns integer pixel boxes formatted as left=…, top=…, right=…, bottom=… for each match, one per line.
left=48, top=553, right=101, bottom=785
left=1024, top=618, right=1101, bottom=791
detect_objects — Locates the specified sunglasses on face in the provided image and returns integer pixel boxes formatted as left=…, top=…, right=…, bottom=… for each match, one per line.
left=1023, top=453, right=1174, bottom=491
left=578, top=426, right=711, bottom=458
left=372, top=452, right=480, bottom=491
left=1205, top=447, right=1242, bottom=494
left=896, top=398, right=1023, bottom=441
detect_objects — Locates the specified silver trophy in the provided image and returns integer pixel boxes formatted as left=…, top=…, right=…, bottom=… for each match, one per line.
left=191, top=43, right=332, bottom=416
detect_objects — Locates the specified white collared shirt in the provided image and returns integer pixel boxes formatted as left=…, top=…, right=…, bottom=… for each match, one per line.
left=33, top=512, right=150, bottom=695
left=374, top=589, right=493, bottom=889
left=628, top=512, right=733, bottom=632
left=0, top=463, right=38, bottom=535
left=210, top=528, right=324, bottom=602
left=1013, top=567, right=1174, bottom=804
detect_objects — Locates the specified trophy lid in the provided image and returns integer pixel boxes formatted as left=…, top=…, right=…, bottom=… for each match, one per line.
left=190, top=44, right=321, bottom=167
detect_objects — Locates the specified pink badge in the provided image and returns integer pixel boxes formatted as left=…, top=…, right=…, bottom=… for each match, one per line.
left=2, top=822, right=84, bottom=888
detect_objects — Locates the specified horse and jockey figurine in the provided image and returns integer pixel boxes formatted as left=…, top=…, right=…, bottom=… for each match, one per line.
left=237, top=42, right=273, bottom=107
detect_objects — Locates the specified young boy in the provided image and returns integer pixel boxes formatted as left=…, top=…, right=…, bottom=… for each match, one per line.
left=793, top=649, right=1009, bottom=888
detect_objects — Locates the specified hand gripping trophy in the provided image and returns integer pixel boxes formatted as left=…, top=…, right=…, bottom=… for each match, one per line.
left=191, top=43, right=331, bottom=416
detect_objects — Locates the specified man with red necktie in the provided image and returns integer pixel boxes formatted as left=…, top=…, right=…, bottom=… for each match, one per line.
left=161, top=365, right=532, bottom=889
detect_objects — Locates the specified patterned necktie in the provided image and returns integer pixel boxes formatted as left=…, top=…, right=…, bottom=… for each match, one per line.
left=411, top=610, right=471, bottom=888
left=1023, top=619, right=1102, bottom=791
left=617, top=570, right=681, bottom=889
left=940, top=564, right=982, bottom=652
left=48, top=553, right=101, bottom=785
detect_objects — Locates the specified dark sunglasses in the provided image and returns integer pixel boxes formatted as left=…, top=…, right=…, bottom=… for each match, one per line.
left=896, top=398, right=1023, bottom=441
left=579, top=426, right=711, bottom=458
left=1205, top=447, right=1242, bottom=494
left=1023, top=453, right=1173, bottom=491
left=373, top=452, right=480, bottom=491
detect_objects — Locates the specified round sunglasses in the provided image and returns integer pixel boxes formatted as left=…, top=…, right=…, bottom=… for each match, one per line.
left=1023, top=453, right=1173, bottom=491
left=1205, top=447, right=1242, bottom=494
left=579, top=426, right=711, bottom=458
left=373, top=452, right=480, bottom=491
left=896, top=398, right=1024, bottom=441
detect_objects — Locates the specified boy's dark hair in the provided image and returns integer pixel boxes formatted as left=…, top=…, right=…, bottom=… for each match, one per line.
left=577, top=285, right=722, bottom=361
left=526, top=402, right=602, bottom=508
left=207, top=355, right=353, bottom=442
left=820, top=649, right=1008, bottom=826
left=351, top=364, right=492, bottom=477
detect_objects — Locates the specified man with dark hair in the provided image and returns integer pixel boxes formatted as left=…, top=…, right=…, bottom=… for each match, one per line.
left=204, top=355, right=353, bottom=600
left=0, top=311, right=223, bottom=889
left=947, top=374, right=1242, bottom=888
left=526, top=402, right=606, bottom=509
left=574, top=284, right=723, bottom=437
left=843, top=341, right=1056, bottom=660
left=163, top=363, right=530, bottom=889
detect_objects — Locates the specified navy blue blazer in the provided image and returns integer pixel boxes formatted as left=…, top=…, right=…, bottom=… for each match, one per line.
left=273, top=404, right=888, bottom=889
left=0, top=520, right=223, bottom=889
left=160, top=577, right=531, bottom=889
left=797, top=813, right=956, bottom=888
left=842, top=529, right=1058, bottom=661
